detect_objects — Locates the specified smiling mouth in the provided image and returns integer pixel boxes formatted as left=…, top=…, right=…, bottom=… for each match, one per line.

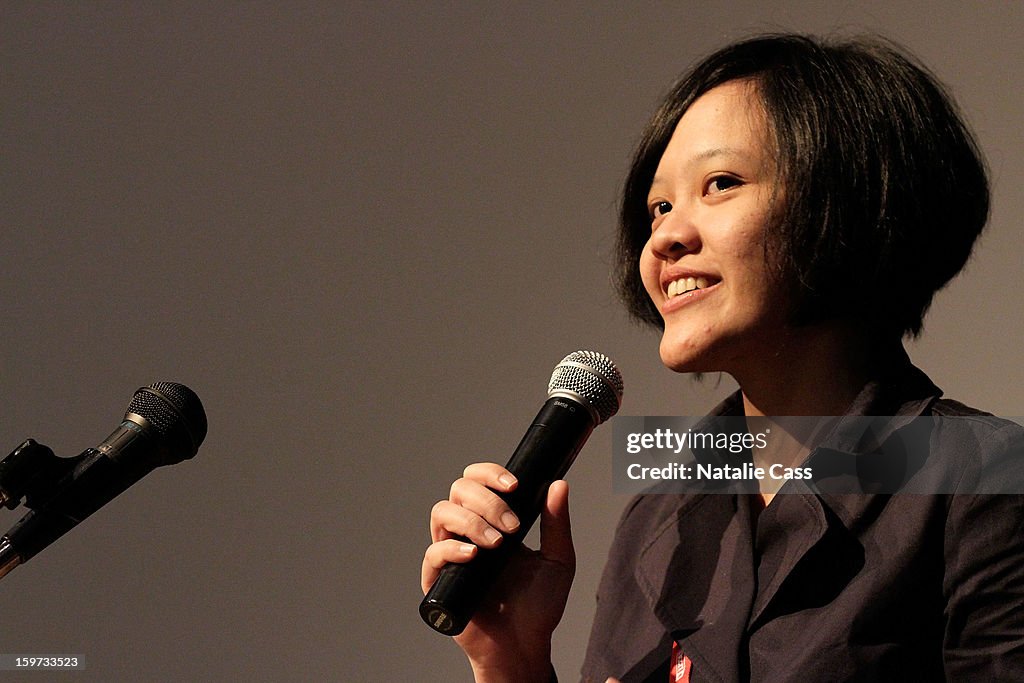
left=666, top=276, right=715, bottom=298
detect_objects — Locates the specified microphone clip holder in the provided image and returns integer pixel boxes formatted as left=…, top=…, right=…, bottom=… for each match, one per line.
left=0, top=439, right=86, bottom=512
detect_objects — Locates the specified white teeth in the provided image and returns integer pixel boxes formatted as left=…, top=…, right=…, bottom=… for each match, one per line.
left=667, top=276, right=712, bottom=298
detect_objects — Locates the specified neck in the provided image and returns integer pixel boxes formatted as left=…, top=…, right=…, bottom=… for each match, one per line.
left=731, top=323, right=902, bottom=506
left=735, top=322, right=895, bottom=418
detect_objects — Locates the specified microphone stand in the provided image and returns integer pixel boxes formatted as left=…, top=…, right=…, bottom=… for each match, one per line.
left=0, top=539, right=19, bottom=579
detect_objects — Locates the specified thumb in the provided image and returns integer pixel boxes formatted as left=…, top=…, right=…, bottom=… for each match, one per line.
left=539, top=480, right=575, bottom=569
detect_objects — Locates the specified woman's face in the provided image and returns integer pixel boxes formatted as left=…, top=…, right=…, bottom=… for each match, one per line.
left=639, top=79, right=788, bottom=375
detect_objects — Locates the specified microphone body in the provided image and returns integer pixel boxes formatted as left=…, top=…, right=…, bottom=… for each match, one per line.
left=420, top=351, right=622, bottom=636
left=0, top=382, right=206, bottom=579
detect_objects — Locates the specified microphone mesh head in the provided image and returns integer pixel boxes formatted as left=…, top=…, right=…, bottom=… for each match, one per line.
left=126, top=382, right=208, bottom=458
left=547, top=350, right=623, bottom=425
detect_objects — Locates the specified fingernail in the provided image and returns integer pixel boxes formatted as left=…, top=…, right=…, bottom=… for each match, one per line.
left=459, top=543, right=475, bottom=556
left=483, top=528, right=502, bottom=545
left=501, top=511, right=520, bottom=532
left=498, top=473, right=517, bottom=489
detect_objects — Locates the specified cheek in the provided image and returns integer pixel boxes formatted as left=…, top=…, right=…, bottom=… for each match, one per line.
left=638, top=243, right=660, bottom=299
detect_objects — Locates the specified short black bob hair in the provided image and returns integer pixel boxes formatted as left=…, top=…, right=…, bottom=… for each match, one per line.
left=616, top=34, right=989, bottom=338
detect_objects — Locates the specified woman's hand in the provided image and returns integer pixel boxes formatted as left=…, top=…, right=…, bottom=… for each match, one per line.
left=421, top=463, right=576, bottom=682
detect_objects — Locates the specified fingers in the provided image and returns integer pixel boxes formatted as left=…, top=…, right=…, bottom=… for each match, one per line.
left=429, top=464, right=521, bottom=546
left=462, top=462, right=518, bottom=492
left=430, top=499, right=511, bottom=548
left=423, top=472, right=576, bottom=607
left=420, top=463, right=520, bottom=594
left=421, top=538, right=477, bottom=594
left=539, top=480, right=575, bottom=570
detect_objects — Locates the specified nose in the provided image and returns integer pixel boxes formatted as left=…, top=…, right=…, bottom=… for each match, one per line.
left=648, top=210, right=699, bottom=262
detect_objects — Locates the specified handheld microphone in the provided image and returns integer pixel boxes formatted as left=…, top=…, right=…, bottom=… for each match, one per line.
left=0, top=382, right=207, bottom=580
left=419, top=350, right=623, bottom=636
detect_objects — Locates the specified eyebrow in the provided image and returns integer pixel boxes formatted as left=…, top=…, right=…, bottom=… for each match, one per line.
left=691, top=146, right=745, bottom=163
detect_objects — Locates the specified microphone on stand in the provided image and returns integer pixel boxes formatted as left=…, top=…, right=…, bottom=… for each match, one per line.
left=0, top=382, right=207, bottom=580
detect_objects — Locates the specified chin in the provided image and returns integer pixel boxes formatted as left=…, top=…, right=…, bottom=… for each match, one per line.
left=658, top=323, right=743, bottom=375
left=658, top=338, right=706, bottom=374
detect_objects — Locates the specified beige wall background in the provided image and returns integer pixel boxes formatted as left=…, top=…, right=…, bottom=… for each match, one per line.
left=1, top=2, right=1021, bottom=680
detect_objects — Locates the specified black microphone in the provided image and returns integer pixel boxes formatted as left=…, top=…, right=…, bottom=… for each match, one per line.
left=419, top=350, right=623, bottom=636
left=0, top=382, right=207, bottom=580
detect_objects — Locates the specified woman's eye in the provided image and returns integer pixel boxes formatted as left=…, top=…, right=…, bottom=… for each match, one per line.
left=705, top=175, right=741, bottom=195
left=650, top=200, right=673, bottom=219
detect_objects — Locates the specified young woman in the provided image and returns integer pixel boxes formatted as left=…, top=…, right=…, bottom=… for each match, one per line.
left=422, top=34, right=1024, bottom=682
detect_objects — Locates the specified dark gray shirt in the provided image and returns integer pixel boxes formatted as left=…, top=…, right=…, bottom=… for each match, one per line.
left=581, top=356, right=1024, bottom=682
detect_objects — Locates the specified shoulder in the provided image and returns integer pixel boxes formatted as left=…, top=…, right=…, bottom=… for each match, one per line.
left=935, top=406, right=1024, bottom=675
left=923, top=398, right=1024, bottom=494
